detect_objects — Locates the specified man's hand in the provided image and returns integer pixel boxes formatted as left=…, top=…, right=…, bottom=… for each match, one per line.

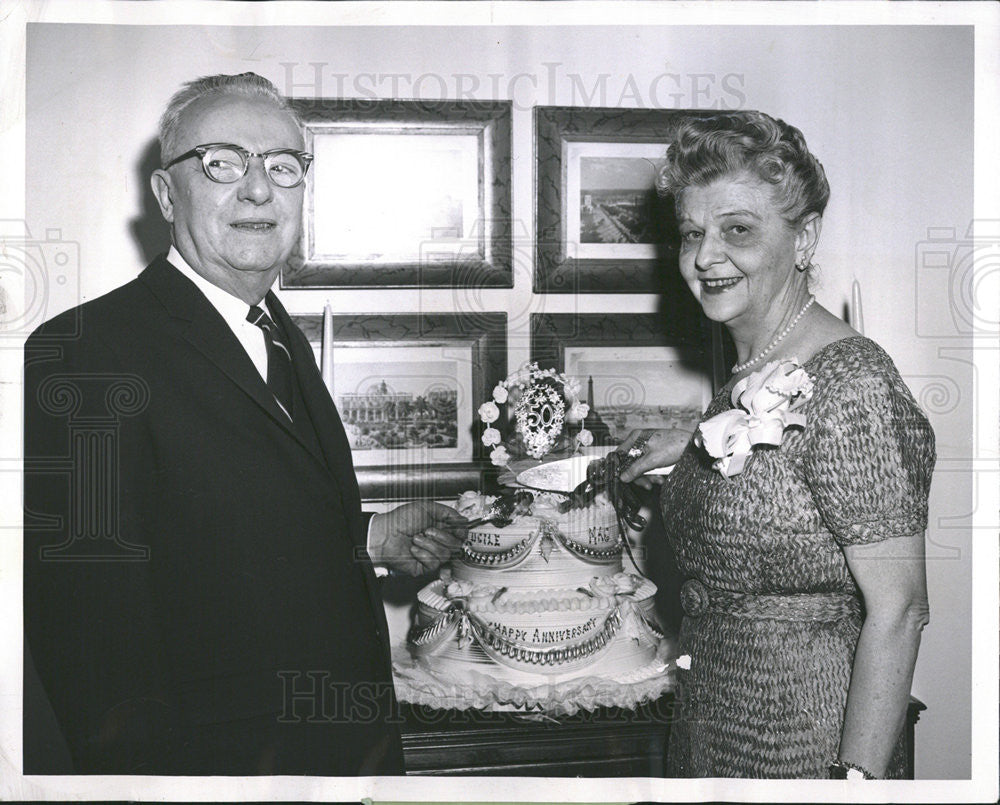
left=617, top=428, right=694, bottom=489
left=368, top=501, right=468, bottom=576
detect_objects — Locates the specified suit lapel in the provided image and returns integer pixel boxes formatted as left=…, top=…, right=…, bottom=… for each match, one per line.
left=266, top=292, right=365, bottom=542
left=266, top=294, right=387, bottom=641
left=139, top=257, right=327, bottom=470
left=139, top=257, right=387, bottom=660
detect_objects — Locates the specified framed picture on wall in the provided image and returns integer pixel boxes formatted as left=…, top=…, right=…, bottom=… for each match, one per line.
left=284, top=98, right=513, bottom=289
left=534, top=106, right=718, bottom=293
left=293, top=312, right=507, bottom=500
left=530, top=312, right=727, bottom=445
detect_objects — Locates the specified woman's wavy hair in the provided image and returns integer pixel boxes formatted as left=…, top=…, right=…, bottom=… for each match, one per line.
left=656, top=111, right=830, bottom=227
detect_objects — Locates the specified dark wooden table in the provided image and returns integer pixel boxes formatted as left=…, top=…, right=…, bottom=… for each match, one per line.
left=400, top=697, right=675, bottom=777
left=400, top=696, right=926, bottom=778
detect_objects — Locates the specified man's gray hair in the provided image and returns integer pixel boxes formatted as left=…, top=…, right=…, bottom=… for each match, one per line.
left=158, top=72, right=299, bottom=167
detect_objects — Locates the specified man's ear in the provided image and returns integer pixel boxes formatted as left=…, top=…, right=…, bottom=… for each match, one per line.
left=150, top=170, right=175, bottom=224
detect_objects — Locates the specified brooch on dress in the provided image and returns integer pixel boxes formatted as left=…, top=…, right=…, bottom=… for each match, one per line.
left=696, top=359, right=814, bottom=478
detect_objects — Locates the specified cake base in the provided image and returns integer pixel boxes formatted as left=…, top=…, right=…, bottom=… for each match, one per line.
left=392, top=643, right=676, bottom=716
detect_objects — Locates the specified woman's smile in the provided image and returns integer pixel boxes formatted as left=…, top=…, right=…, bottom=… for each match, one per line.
left=700, top=276, right=743, bottom=292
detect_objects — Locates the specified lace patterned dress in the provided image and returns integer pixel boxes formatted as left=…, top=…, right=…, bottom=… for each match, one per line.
left=660, top=337, right=935, bottom=778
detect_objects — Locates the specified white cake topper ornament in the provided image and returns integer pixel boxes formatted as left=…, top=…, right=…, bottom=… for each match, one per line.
left=481, top=362, right=590, bottom=467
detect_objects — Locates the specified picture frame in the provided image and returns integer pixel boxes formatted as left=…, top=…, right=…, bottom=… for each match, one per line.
left=530, top=312, right=729, bottom=445
left=292, top=312, right=507, bottom=501
left=534, top=106, right=717, bottom=293
left=283, top=98, right=513, bottom=289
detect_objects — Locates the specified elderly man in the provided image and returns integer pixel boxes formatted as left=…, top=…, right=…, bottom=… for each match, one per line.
left=24, top=73, right=466, bottom=775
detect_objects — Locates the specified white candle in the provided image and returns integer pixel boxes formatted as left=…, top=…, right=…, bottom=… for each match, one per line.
left=320, top=302, right=335, bottom=396
left=851, top=280, right=865, bottom=335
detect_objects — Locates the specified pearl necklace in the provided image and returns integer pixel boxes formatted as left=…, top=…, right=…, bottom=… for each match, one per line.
left=731, top=295, right=815, bottom=375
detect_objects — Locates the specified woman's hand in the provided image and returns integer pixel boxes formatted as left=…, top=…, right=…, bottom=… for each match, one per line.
left=617, top=427, right=694, bottom=489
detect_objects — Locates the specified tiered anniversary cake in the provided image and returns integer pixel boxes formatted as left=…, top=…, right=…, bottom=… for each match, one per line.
left=394, top=363, right=672, bottom=712
left=407, top=491, right=665, bottom=686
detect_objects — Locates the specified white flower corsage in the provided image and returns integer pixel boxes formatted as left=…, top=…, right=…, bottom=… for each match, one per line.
left=695, top=359, right=814, bottom=478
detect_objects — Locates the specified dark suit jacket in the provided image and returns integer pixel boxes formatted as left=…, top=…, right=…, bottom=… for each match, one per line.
left=24, top=255, right=404, bottom=775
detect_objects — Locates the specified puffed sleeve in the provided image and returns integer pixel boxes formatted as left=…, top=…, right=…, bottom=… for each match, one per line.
left=802, top=351, right=935, bottom=546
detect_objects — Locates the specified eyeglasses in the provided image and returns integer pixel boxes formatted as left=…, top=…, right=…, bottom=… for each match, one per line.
left=163, top=142, right=314, bottom=188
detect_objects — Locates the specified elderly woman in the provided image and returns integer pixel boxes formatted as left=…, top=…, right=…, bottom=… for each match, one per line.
left=620, top=111, right=934, bottom=779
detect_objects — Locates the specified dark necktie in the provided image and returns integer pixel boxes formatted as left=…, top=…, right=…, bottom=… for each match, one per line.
left=246, top=304, right=294, bottom=420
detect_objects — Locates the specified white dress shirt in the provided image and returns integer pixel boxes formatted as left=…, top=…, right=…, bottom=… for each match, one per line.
left=167, top=246, right=270, bottom=383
